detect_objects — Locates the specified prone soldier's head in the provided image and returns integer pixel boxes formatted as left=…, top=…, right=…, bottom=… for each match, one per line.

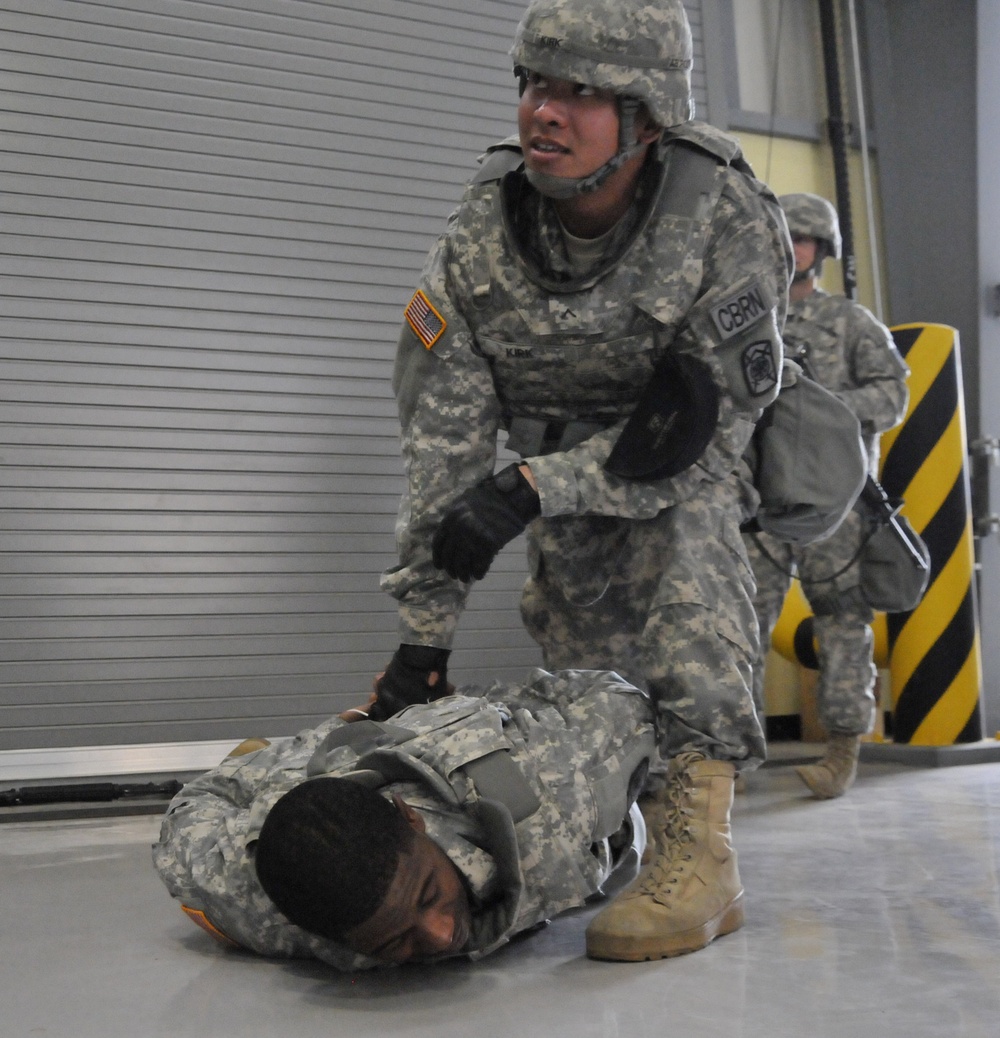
left=255, top=778, right=472, bottom=964
left=779, top=192, right=842, bottom=281
left=510, top=0, right=694, bottom=198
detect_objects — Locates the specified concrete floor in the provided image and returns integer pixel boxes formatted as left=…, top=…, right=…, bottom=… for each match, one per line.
left=4, top=750, right=1000, bottom=1038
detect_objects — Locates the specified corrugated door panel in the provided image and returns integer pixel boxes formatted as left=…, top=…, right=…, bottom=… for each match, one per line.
left=0, top=0, right=536, bottom=751
left=685, top=0, right=709, bottom=115
left=0, top=0, right=708, bottom=754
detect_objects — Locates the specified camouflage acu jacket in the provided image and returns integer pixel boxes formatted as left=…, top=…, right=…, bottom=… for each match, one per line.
left=783, top=289, right=909, bottom=471
left=153, top=669, right=654, bottom=970
left=382, top=121, right=793, bottom=647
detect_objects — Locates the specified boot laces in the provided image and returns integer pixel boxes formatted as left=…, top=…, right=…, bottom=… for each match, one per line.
left=635, top=754, right=701, bottom=896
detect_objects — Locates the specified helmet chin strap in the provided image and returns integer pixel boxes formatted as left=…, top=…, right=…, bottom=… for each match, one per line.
left=525, top=97, right=649, bottom=200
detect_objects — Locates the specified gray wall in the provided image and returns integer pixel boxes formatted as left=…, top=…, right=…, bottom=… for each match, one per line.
left=0, top=0, right=709, bottom=756
left=0, top=0, right=539, bottom=751
left=863, top=0, right=980, bottom=423
left=864, top=0, right=998, bottom=736
left=977, top=0, right=1000, bottom=739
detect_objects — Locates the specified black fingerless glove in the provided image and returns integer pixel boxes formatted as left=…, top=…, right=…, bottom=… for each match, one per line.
left=369, top=644, right=451, bottom=721
left=432, top=464, right=541, bottom=582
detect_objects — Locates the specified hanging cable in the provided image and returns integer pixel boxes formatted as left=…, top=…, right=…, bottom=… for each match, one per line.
left=818, top=0, right=857, bottom=300
left=845, top=0, right=884, bottom=319
left=764, top=0, right=787, bottom=185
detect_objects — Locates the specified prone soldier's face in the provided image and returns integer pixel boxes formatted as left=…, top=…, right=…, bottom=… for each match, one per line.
left=340, top=798, right=473, bottom=964
left=518, top=70, right=622, bottom=182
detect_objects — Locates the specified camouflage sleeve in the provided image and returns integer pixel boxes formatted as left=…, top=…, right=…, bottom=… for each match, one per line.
left=379, top=225, right=506, bottom=648
left=837, top=303, right=910, bottom=434
left=524, top=168, right=792, bottom=519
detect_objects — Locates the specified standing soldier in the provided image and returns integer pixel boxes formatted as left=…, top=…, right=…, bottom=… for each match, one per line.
left=745, top=193, right=909, bottom=799
left=376, top=0, right=793, bottom=959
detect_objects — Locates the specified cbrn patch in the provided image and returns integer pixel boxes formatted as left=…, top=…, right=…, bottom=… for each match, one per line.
left=710, top=281, right=769, bottom=341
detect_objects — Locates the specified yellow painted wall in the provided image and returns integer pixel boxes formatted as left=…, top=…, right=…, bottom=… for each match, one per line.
left=734, top=132, right=888, bottom=719
left=736, top=132, right=887, bottom=320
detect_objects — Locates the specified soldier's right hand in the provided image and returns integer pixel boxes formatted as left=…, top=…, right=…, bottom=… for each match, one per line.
left=432, top=464, right=541, bottom=582
left=369, top=644, right=451, bottom=721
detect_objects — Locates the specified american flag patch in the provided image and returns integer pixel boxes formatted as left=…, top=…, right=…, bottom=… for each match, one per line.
left=405, top=290, right=447, bottom=350
left=180, top=905, right=241, bottom=948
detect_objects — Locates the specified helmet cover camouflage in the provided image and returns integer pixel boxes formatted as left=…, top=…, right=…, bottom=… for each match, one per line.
left=510, top=0, right=695, bottom=128
left=779, top=193, right=843, bottom=259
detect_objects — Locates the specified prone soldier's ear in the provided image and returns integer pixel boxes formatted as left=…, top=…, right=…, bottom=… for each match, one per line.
left=392, top=795, right=426, bottom=833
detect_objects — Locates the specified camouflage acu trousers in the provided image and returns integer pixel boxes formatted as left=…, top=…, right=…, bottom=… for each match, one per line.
left=746, top=509, right=877, bottom=737
left=520, top=474, right=765, bottom=768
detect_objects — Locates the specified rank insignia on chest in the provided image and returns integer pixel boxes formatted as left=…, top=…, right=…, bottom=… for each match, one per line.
left=405, top=290, right=447, bottom=350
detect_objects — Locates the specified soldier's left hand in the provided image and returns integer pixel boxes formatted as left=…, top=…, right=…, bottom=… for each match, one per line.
left=432, top=464, right=540, bottom=581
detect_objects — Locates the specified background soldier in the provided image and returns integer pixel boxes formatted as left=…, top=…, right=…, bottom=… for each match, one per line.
left=374, top=0, right=792, bottom=958
left=745, top=192, right=910, bottom=799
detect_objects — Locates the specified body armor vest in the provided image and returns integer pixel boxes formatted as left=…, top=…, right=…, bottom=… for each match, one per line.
left=453, top=126, right=737, bottom=458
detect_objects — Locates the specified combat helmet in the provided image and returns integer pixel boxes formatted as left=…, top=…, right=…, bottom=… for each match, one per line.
left=510, top=0, right=694, bottom=198
left=779, top=193, right=843, bottom=265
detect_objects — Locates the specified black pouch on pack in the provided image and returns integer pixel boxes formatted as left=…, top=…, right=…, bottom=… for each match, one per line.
left=604, top=352, right=720, bottom=481
left=856, top=482, right=931, bottom=612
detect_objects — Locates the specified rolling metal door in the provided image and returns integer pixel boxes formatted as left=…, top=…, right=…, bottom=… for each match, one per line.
left=0, top=0, right=707, bottom=759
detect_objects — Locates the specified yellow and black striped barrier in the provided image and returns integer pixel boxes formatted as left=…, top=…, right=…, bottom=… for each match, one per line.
left=771, top=323, right=983, bottom=745
left=771, top=579, right=891, bottom=672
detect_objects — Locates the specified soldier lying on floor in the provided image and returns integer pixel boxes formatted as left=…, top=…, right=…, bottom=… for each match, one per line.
left=154, top=668, right=738, bottom=968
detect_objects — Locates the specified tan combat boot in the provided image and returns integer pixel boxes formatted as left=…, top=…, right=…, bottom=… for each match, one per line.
left=794, top=733, right=861, bottom=799
left=636, top=794, right=663, bottom=865
left=586, top=752, right=744, bottom=961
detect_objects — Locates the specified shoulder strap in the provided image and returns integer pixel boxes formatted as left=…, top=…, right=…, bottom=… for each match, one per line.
left=304, top=718, right=415, bottom=775
left=605, top=138, right=728, bottom=481
left=314, top=714, right=541, bottom=824
left=662, top=119, right=743, bottom=166
left=658, top=138, right=724, bottom=220
left=350, top=746, right=541, bottom=824
left=462, top=750, right=541, bottom=823
left=472, top=135, right=524, bottom=184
